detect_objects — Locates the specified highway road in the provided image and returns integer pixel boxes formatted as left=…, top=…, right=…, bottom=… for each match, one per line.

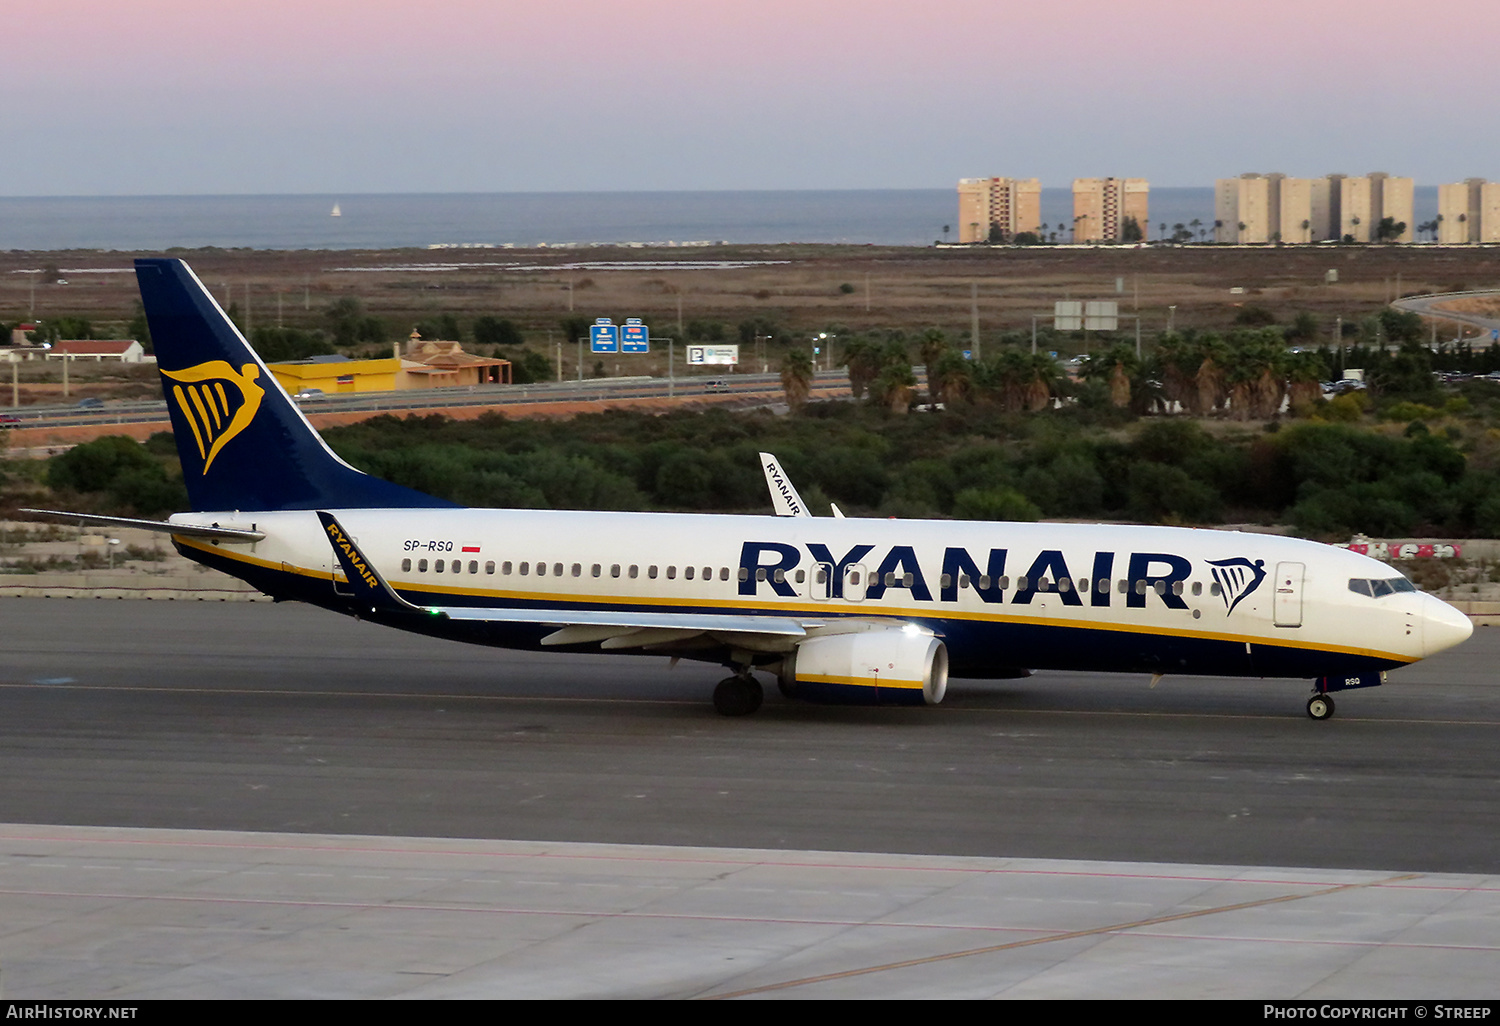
left=3, top=597, right=1498, bottom=874
left=1392, top=288, right=1500, bottom=339
left=3, top=369, right=853, bottom=430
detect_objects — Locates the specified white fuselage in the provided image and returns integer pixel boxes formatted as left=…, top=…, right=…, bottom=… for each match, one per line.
left=169, top=507, right=1473, bottom=680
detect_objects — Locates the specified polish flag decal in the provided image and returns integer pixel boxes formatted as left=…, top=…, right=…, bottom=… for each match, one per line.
left=461, top=544, right=481, bottom=553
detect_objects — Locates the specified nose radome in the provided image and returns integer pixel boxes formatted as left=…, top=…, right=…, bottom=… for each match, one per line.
left=1422, top=594, right=1474, bottom=657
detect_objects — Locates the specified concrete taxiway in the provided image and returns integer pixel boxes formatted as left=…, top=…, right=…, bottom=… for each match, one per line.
left=2, top=825, right=1497, bottom=999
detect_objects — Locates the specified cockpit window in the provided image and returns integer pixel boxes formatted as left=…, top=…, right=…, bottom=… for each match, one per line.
left=1349, top=576, right=1417, bottom=598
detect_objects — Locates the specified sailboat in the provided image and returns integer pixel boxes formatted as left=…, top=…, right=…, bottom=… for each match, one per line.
left=330, top=202, right=342, bottom=217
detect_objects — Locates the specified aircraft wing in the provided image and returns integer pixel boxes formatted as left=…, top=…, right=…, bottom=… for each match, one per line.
left=436, top=605, right=807, bottom=634
left=316, top=511, right=809, bottom=648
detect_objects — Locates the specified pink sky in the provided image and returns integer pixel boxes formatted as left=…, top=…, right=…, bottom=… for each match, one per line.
left=5, top=0, right=1495, bottom=193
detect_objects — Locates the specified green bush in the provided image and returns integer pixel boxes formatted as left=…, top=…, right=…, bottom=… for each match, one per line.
left=952, top=487, right=1040, bottom=522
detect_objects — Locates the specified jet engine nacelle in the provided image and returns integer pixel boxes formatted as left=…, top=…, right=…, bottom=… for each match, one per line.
left=778, top=628, right=948, bottom=706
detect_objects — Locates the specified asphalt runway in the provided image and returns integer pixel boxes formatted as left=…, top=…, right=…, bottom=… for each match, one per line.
left=3, top=597, right=1499, bottom=874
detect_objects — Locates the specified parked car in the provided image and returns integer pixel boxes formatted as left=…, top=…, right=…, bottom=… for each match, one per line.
left=294, top=388, right=326, bottom=401
left=75, top=396, right=103, bottom=408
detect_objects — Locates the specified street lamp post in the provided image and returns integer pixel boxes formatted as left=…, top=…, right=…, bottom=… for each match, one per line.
left=813, top=332, right=835, bottom=373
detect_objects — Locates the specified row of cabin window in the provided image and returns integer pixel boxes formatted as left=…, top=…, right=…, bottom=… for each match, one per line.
left=399, top=557, right=733, bottom=581
left=943, top=574, right=1218, bottom=597
left=395, top=557, right=1220, bottom=599
left=800, top=569, right=1217, bottom=597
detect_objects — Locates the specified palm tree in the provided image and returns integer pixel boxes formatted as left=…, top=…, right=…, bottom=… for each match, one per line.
left=1083, top=344, right=1140, bottom=409
left=841, top=336, right=880, bottom=400
left=930, top=349, right=973, bottom=406
left=977, top=349, right=1053, bottom=411
left=870, top=337, right=916, bottom=414
left=780, top=349, right=813, bottom=409
left=1023, top=352, right=1060, bottom=411
left=1189, top=218, right=1202, bottom=243
left=1223, top=328, right=1285, bottom=419
left=918, top=328, right=950, bottom=404
left=1155, top=333, right=1199, bottom=414
left=1194, top=334, right=1230, bottom=414
left=1285, top=349, right=1326, bottom=414
left=872, top=363, right=916, bottom=414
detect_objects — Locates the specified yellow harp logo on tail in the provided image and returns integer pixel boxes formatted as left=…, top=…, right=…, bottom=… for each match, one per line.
left=160, top=361, right=265, bottom=475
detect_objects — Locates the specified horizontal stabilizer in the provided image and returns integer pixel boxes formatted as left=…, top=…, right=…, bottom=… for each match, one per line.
left=20, top=508, right=265, bottom=542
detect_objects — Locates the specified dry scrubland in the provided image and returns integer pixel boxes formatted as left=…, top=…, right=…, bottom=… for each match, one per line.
left=4, top=245, right=1498, bottom=384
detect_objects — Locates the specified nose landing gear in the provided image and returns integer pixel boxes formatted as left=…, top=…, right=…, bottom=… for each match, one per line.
left=1307, top=671, right=1385, bottom=720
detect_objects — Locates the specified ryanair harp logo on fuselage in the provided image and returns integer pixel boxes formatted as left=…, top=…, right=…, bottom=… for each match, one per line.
left=161, top=361, right=265, bottom=474
left=1207, top=557, right=1266, bottom=615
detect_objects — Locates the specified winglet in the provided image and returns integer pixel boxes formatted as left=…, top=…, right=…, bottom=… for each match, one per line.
left=759, top=452, right=810, bottom=517
left=316, top=511, right=432, bottom=616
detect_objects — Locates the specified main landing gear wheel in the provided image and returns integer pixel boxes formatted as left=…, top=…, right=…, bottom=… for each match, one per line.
left=713, top=675, right=763, bottom=716
left=1306, top=694, right=1335, bottom=721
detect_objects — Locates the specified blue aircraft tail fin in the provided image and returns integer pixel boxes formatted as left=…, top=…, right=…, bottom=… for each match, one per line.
left=135, top=258, right=456, bottom=512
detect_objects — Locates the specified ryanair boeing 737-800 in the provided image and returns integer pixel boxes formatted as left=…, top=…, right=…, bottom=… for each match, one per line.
left=26, top=259, right=1474, bottom=719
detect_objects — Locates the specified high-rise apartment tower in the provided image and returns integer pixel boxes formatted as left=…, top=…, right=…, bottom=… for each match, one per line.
left=956, top=178, right=1042, bottom=243
left=1071, top=177, right=1149, bottom=242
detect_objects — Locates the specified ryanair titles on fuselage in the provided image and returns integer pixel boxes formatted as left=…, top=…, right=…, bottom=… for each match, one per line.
left=738, top=541, right=1267, bottom=614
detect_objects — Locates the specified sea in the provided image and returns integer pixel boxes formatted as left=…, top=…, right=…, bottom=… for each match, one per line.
left=0, top=187, right=1440, bottom=252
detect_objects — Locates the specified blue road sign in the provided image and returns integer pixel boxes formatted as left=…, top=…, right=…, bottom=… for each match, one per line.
left=962, top=349, right=972, bottom=360
left=1492, top=329, right=1499, bottom=342
left=622, top=317, right=650, bottom=353
left=590, top=318, right=619, bottom=354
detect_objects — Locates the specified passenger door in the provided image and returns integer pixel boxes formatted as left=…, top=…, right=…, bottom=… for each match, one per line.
left=1273, top=561, right=1304, bottom=628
